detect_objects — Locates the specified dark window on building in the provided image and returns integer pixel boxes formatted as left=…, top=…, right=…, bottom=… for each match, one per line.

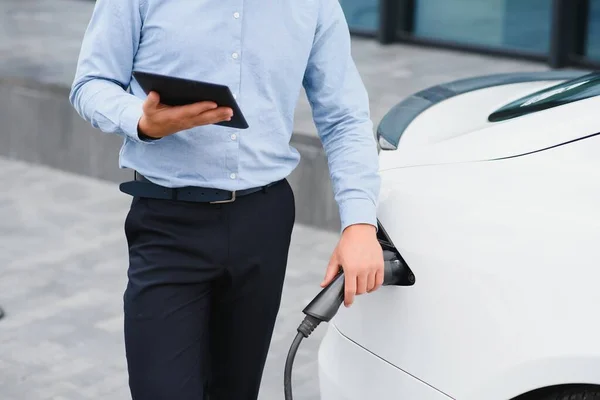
left=586, top=0, right=600, bottom=60
left=411, top=0, right=552, bottom=53
left=340, top=0, right=380, bottom=32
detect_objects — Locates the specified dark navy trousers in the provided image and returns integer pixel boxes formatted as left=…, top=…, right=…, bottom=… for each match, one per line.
left=123, top=179, right=296, bottom=400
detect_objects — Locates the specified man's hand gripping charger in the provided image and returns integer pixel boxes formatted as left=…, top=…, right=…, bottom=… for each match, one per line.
left=284, top=249, right=415, bottom=400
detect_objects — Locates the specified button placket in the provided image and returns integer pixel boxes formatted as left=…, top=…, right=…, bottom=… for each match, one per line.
left=227, top=1, right=244, bottom=184
left=230, top=1, right=243, bottom=99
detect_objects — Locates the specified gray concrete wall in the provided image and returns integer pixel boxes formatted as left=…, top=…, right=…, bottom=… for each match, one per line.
left=0, top=77, right=341, bottom=231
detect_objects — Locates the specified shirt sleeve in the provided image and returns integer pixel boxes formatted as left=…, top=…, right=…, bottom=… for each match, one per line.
left=302, top=0, right=381, bottom=233
left=69, top=0, right=151, bottom=144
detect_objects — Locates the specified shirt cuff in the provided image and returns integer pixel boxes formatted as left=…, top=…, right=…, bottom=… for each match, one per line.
left=119, top=99, right=156, bottom=144
left=338, top=198, right=378, bottom=233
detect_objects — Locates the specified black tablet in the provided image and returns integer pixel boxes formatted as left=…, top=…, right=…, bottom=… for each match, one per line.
left=132, top=71, right=249, bottom=129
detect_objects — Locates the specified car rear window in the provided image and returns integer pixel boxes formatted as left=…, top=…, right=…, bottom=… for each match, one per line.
left=488, top=72, right=600, bottom=122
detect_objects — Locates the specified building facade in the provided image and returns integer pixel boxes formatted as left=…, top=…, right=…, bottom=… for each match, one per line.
left=342, top=0, right=600, bottom=68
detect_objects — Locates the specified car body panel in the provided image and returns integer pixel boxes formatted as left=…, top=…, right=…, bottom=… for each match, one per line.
left=318, top=323, right=453, bottom=400
left=378, top=83, right=600, bottom=171
left=325, top=132, right=600, bottom=399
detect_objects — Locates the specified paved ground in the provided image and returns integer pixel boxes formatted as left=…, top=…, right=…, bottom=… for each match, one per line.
left=0, top=157, right=338, bottom=400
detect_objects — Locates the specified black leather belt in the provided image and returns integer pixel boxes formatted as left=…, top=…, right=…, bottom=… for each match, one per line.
left=119, top=171, right=279, bottom=204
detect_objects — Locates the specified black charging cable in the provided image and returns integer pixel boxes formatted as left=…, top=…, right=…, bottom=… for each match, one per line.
left=284, top=250, right=414, bottom=400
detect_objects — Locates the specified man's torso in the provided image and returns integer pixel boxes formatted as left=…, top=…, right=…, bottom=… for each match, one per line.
left=123, top=0, right=320, bottom=189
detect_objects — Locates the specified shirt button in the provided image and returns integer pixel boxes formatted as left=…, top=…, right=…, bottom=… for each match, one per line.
left=233, top=12, right=240, bottom=18
left=232, top=52, right=239, bottom=59
left=230, top=173, right=237, bottom=179
left=230, top=133, right=237, bottom=140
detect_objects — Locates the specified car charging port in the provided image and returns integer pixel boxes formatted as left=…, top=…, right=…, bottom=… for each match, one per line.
left=383, top=249, right=415, bottom=286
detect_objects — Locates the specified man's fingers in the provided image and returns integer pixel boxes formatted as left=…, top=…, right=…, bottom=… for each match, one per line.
left=190, top=107, right=233, bottom=125
left=356, top=273, right=368, bottom=295
left=321, top=255, right=340, bottom=287
left=344, top=272, right=357, bottom=307
left=374, top=268, right=384, bottom=291
left=184, top=101, right=220, bottom=116
left=143, top=91, right=161, bottom=112
left=168, top=102, right=220, bottom=122
left=366, top=271, right=376, bottom=293
left=142, top=98, right=231, bottom=131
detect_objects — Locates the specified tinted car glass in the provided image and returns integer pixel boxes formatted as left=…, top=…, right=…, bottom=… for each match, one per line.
left=488, top=72, right=600, bottom=122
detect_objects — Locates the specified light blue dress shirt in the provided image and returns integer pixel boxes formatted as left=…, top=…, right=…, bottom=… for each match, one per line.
left=70, top=0, right=380, bottom=231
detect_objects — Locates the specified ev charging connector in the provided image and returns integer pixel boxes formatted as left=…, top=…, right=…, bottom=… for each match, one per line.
left=283, top=249, right=415, bottom=400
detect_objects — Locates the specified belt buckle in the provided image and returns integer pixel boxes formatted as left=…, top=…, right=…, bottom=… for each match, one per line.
left=210, top=191, right=236, bottom=204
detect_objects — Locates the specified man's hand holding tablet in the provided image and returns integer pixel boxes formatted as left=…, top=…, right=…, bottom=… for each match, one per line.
left=133, top=71, right=250, bottom=140
left=138, top=91, right=234, bottom=139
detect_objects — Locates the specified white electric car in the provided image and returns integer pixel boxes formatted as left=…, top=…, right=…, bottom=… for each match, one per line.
left=317, top=70, right=600, bottom=400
